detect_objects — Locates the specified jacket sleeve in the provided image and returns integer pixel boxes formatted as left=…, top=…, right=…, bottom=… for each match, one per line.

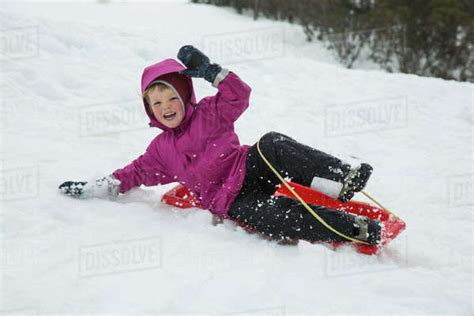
left=204, top=71, right=252, bottom=124
left=111, top=138, right=172, bottom=193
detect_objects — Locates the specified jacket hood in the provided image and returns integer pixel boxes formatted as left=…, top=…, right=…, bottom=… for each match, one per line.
left=141, top=58, right=196, bottom=132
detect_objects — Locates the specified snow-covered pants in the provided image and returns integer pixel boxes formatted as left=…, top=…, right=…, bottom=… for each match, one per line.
left=228, top=132, right=359, bottom=242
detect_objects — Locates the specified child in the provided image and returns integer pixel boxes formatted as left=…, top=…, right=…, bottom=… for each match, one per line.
left=59, top=45, right=381, bottom=244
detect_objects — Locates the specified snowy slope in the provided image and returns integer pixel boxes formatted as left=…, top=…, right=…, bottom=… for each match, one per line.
left=1, top=1, right=472, bottom=315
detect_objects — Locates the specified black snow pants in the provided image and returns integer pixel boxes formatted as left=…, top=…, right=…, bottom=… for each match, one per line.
left=227, top=131, right=359, bottom=243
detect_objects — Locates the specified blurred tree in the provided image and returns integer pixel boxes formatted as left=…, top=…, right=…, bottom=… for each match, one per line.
left=191, top=0, right=473, bottom=81
left=369, top=0, right=473, bottom=81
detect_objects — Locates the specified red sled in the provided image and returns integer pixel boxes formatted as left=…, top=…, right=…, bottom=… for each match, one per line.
left=161, top=182, right=406, bottom=255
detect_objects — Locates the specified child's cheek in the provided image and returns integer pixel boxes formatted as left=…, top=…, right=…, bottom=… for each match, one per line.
left=173, top=100, right=182, bottom=113
left=153, top=107, right=161, bottom=119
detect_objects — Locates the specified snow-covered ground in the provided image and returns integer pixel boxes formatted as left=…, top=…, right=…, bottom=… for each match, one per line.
left=1, top=1, right=472, bottom=315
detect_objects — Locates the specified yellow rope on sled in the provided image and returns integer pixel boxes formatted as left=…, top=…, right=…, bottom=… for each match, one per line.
left=256, top=140, right=370, bottom=245
left=361, top=191, right=399, bottom=220
left=257, top=140, right=402, bottom=244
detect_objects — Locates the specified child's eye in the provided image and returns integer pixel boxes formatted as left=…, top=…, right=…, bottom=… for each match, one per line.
left=153, top=101, right=161, bottom=107
left=170, top=97, right=178, bottom=101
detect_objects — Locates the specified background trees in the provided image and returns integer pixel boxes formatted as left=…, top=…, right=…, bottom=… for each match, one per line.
left=192, top=0, right=473, bottom=82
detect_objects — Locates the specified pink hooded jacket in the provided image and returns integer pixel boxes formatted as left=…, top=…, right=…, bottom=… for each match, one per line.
left=112, top=59, right=251, bottom=216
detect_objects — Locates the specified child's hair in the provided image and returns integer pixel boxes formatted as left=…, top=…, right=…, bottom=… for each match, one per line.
left=143, top=82, right=171, bottom=105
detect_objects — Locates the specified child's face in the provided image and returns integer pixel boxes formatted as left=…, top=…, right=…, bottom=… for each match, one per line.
left=147, top=87, right=184, bottom=129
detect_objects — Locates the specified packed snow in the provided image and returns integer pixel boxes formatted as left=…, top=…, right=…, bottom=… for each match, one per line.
left=1, top=1, right=472, bottom=315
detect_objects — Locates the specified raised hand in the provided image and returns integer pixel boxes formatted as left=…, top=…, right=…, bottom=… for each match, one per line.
left=177, top=45, right=224, bottom=85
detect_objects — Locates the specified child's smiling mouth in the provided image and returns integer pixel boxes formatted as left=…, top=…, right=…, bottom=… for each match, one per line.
left=163, top=112, right=177, bottom=120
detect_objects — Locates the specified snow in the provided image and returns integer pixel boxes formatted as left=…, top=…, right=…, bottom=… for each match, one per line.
left=1, top=1, right=472, bottom=315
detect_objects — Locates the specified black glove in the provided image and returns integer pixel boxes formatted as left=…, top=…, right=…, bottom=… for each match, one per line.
left=59, top=181, right=88, bottom=197
left=177, top=45, right=223, bottom=84
left=58, top=175, right=120, bottom=199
